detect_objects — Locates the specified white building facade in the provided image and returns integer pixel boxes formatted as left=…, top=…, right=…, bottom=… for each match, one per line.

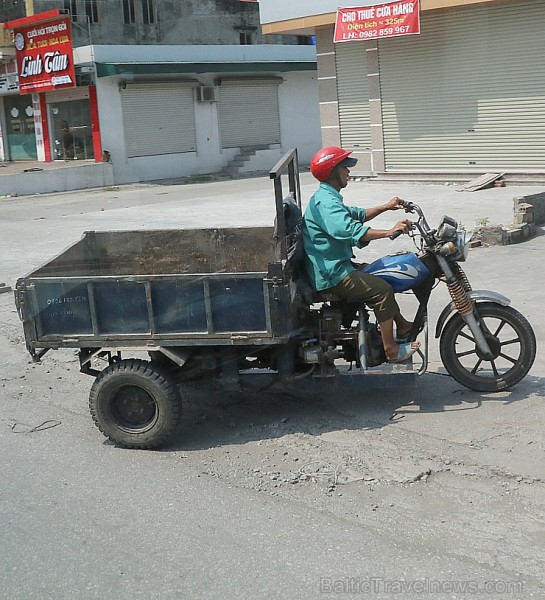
left=0, top=38, right=321, bottom=183
left=259, top=0, right=545, bottom=176
left=80, top=45, right=320, bottom=183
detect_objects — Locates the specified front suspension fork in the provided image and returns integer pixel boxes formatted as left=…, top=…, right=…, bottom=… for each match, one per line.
left=437, top=256, right=494, bottom=360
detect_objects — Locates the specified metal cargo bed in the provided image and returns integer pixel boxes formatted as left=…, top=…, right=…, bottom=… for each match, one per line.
left=15, top=227, right=293, bottom=353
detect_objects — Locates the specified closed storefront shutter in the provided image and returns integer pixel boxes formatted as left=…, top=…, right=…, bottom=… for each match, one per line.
left=335, top=41, right=371, bottom=150
left=121, top=83, right=196, bottom=158
left=378, top=0, right=545, bottom=171
left=218, top=79, right=281, bottom=148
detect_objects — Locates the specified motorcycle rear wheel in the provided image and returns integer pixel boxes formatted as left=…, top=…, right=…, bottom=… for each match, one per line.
left=440, top=302, right=536, bottom=392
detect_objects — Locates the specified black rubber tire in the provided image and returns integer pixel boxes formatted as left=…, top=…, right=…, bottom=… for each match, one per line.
left=89, top=358, right=182, bottom=449
left=440, top=302, right=536, bottom=392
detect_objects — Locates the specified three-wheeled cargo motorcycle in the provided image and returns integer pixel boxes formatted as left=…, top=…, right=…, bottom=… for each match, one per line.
left=15, top=149, right=536, bottom=449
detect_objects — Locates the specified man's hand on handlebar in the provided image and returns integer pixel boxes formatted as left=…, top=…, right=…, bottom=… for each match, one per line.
left=359, top=218, right=414, bottom=244
left=384, top=196, right=408, bottom=211
left=389, top=218, right=413, bottom=240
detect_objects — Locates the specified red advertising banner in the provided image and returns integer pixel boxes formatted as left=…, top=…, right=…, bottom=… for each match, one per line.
left=334, top=0, right=420, bottom=43
left=14, top=15, right=75, bottom=94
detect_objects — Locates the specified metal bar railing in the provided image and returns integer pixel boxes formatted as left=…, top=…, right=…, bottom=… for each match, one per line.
left=269, top=148, right=300, bottom=262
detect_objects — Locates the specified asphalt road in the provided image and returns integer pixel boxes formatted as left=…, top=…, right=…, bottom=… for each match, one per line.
left=1, top=175, right=544, bottom=599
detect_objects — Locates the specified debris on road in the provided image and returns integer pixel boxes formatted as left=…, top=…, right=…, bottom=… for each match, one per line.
left=456, top=172, right=505, bottom=192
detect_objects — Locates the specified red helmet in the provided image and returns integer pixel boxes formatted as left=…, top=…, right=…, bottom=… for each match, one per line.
left=310, top=146, right=357, bottom=181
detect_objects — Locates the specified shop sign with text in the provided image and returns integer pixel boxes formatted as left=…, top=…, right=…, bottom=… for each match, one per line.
left=334, top=0, right=420, bottom=43
left=14, top=16, right=75, bottom=94
left=0, top=59, right=19, bottom=93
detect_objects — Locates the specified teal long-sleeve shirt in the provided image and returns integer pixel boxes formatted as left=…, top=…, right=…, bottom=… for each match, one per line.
left=302, top=182, right=370, bottom=291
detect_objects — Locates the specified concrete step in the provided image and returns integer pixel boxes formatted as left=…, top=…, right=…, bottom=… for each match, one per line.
left=223, top=145, right=279, bottom=175
left=224, top=150, right=259, bottom=174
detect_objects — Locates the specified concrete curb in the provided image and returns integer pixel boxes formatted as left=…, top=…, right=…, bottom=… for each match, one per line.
left=473, top=192, right=545, bottom=246
left=0, top=163, right=114, bottom=197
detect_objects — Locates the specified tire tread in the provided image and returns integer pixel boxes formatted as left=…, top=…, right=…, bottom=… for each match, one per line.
left=440, top=303, right=536, bottom=392
left=89, top=358, right=182, bottom=449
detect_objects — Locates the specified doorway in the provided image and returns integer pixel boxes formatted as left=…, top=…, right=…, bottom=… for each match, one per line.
left=49, top=98, right=93, bottom=160
left=4, top=95, right=38, bottom=160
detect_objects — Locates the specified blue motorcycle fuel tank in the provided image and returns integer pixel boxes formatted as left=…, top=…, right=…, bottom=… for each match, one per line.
left=362, top=252, right=430, bottom=292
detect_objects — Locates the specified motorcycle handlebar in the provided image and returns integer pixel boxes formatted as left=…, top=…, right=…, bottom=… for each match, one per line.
left=389, top=201, right=430, bottom=240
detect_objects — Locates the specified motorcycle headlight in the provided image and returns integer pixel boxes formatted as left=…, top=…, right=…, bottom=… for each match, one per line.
left=437, top=216, right=458, bottom=241
left=439, top=231, right=472, bottom=260
left=439, top=242, right=457, bottom=256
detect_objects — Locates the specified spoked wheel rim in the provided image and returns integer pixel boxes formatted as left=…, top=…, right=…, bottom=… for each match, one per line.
left=440, top=303, right=536, bottom=392
left=108, top=384, right=159, bottom=433
left=454, top=319, right=521, bottom=379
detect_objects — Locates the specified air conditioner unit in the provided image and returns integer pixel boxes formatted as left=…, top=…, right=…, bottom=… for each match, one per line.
left=197, top=86, right=218, bottom=102
left=75, top=67, right=95, bottom=87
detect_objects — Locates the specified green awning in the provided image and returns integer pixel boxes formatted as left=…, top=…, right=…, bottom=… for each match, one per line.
left=96, top=61, right=316, bottom=77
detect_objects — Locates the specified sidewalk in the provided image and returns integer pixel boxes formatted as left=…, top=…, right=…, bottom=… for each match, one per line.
left=0, top=159, right=94, bottom=175
left=0, top=159, right=113, bottom=197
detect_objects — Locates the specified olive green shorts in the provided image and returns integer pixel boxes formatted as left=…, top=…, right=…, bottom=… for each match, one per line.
left=328, top=270, right=399, bottom=323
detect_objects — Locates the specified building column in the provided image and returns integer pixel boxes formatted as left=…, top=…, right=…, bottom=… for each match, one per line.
left=315, top=26, right=341, bottom=148
left=365, top=41, right=385, bottom=173
left=89, top=85, right=103, bottom=162
left=33, top=93, right=51, bottom=162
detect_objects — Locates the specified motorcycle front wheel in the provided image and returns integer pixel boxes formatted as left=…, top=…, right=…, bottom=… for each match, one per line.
left=440, top=302, right=536, bottom=392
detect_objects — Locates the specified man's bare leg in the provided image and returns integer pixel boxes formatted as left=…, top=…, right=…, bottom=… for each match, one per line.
left=380, top=317, right=419, bottom=361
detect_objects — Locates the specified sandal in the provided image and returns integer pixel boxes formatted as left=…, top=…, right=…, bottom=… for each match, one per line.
left=395, top=325, right=413, bottom=344
left=395, top=332, right=411, bottom=344
left=387, top=341, right=419, bottom=363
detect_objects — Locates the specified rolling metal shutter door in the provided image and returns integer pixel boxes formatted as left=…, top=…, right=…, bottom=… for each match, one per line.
left=335, top=41, right=371, bottom=150
left=379, top=0, right=545, bottom=171
left=121, top=83, right=196, bottom=158
left=218, top=80, right=281, bottom=148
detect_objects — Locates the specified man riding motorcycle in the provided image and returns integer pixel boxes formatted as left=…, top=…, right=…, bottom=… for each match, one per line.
left=302, top=146, right=420, bottom=363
